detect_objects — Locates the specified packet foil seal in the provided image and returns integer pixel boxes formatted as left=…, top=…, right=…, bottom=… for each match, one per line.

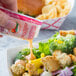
left=0, top=7, right=42, bottom=39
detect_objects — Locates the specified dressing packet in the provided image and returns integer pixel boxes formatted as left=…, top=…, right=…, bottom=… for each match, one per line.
left=0, top=7, right=42, bottom=39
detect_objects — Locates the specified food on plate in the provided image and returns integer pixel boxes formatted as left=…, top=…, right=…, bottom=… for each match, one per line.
left=26, top=58, right=44, bottom=75
left=11, top=30, right=76, bottom=76
left=69, top=54, right=76, bottom=63
left=60, top=30, right=75, bottom=36
left=26, top=40, right=36, bottom=60
left=72, top=66, right=76, bottom=76
left=57, top=67, right=73, bottom=76
left=73, top=48, right=76, bottom=56
left=17, top=0, right=71, bottom=20
left=42, top=56, right=60, bottom=72
left=15, top=60, right=26, bottom=67
left=11, top=64, right=25, bottom=75
left=53, top=50, right=62, bottom=57
left=53, top=51, right=72, bottom=67
left=41, top=71, right=52, bottom=76
left=22, top=72, right=30, bottom=76
left=49, top=32, right=76, bottom=54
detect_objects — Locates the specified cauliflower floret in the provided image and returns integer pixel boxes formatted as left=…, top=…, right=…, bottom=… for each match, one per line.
left=11, top=64, right=25, bottom=75
left=42, top=56, right=60, bottom=72
left=22, top=72, right=30, bottom=76
left=55, top=53, right=71, bottom=67
left=15, top=60, right=26, bottom=67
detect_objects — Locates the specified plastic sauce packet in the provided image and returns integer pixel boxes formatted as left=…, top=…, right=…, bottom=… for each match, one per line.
left=0, top=7, right=42, bottom=39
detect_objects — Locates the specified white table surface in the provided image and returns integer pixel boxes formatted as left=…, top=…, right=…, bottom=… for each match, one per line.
left=0, top=50, right=9, bottom=76
left=0, top=0, right=76, bottom=76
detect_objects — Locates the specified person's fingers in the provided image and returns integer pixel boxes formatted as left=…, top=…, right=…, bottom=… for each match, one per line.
left=0, top=0, right=17, bottom=37
left=0, top=11, right=8, bottom=27
left=0, top=11, right=16, bottom=29
left=0, top=0, right=17, bottom=12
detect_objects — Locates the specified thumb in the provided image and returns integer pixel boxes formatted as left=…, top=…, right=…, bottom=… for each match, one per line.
left=0, top=0, right=17, bottom=12
left=0, top=11, right=16, bottom=29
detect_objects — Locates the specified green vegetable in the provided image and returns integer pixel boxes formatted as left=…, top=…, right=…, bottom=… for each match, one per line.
left=39, top=42, right=52, bottom=55
left=33, top=48, right=41, bottom=58
left=15, top=32, right=76, bottom=62
left=15, top=48, right=41, bottom=61
left=51, top=32, right=59, bottom=38
left=72, top=66, right=76, bottom=76
left=49, top=34, right=76, bottom=54
left=73, top=62, right=76, bottom=66
left=15, top=48, right=30, bottom=61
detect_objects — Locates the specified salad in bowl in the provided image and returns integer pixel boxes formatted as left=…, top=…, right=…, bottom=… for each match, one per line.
left=10, top=30, right=76, bottom=76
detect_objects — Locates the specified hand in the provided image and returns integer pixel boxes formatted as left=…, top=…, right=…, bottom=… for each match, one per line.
left=0, top=0, right=17, bottom=37
left=0, top=11, right=16, bottom=30
left=0, top=0, right=17, bottom=12
left=0, top=0, right=17, bottom=30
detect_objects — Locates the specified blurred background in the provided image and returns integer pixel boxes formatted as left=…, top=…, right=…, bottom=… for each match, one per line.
left=0, top=0, right=76, bottom=49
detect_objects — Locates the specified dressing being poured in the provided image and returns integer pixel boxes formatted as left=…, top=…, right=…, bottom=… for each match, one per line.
left=26, top=39, right=36, bottom=60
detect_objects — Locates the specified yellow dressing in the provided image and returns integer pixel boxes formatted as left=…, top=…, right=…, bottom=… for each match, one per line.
left=54, top=40, right=63, bottom=44
left=41, top=53, right=45, bottom=58
left=29, top=58, right=43, bottom=69
left=38, top=69, right=43, bottom=74
left=26, top=39, right=36, bottom=60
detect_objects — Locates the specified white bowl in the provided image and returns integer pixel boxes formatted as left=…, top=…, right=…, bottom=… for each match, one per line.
left=3, top=43, right=38, bottom=76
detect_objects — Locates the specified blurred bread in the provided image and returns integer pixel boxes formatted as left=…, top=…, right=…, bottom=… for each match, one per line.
left=17, top=0, right=44, bottom=16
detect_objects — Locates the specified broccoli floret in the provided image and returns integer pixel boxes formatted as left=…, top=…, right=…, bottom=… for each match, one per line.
left=15, top=48, right=41, bottom=61
left=39, top=42, right=52, bottom=56
left=49, top=34, right=76, bottom=54
left=72, top=66, right=76, bottom=76
left=15, top=48, right=30, bottom=61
